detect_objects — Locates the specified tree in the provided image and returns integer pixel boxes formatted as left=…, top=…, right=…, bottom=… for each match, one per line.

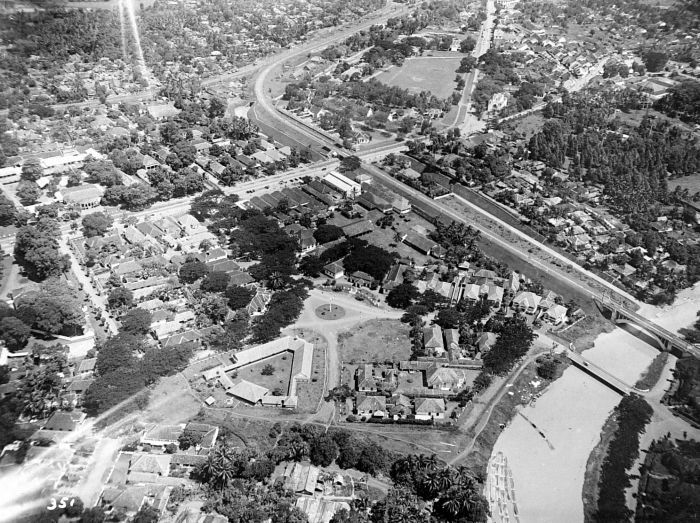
left=225, top=285, right=255, bottom=310
left=15, top=279, right=84, bottom=335
left=79, top=507, right=106, bottom=523
left=643, top=50, right=669, bottom=72
left=340, top=155, right=361, bottom=172
left=313, top=224, right=344, bottom=244
left=261, top=364, right=275, bottom=375
left=120, top=308, right=152, bottom=334
left=107, top=286, right=133, bottom=310
left=179, top=429, right=204, bottom=450
left=460, top=37, right=476, bottom=53
left=180, top=259, right=209, bottom=284
left=299, top=255, right=325, bottom=277
left=200, top=271, right=230, bottom=293
left=482, top=314, right=535, bottom=375
left=199, top=294, right=229, bottom=323
left=132, top=504, right=160, bottom=523
left=0, top=317, right=31, bottom=351
left=141, top=345, right=193, bottom=383
left=16, top=180, right=41, bottom=205
left=386, top=282, right=420, bottom=309
left=20, top=158, right=43, bottom=182
left=81, top=212, right=113, bottom=237
left=0, top=192, right=17, bottom=226
left=435, top=308, right=461, bottom=329
left=209, top=97, right=227, bottom=119
left=96, top=333, right=142, bottom=375
left=309, top=434, right=338, bottom=467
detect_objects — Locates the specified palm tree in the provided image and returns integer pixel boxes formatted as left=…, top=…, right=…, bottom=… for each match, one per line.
left=436, top=468, right=455, bottom=491
left=268, top=271, right=285, bottom=289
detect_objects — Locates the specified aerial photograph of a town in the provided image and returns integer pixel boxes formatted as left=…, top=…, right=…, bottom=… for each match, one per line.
left=0, top=0, right=698, bottom=521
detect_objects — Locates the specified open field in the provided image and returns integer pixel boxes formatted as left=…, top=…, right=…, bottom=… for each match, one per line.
left=234, top=353, right=294, bottom=392
left=377, top=57, right=461, bottom=99
left=338, top=319, right=411, bottom=363
left=506, top=112, right=545, bottom=138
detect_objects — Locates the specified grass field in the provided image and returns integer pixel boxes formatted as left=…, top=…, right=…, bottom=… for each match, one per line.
left=668, top=174, right=700, bottom=194
left=235, top=353, right=293, bottom=393
left=377, top=57, right=461, bottom=99
left=293, top=329, right=328, bottom=413
left=338, top=319, right=412, bottom=363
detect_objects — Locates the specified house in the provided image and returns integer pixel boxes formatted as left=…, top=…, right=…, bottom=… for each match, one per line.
left=101, top=484, right=169, bottom=517
left=392, top=197, right=411, bottom=214
left=383, top=264, right=407, bottom=291
left=339, top=219, right=372, bottom=238
left=61, top=184, right=104, bottom=209
left=323, top=261, right=345, bottom=279
left=182, top=422, right=219, bottom=449
left=228, top=380, right=269, bottom=404
left=424, top=325, right=445, bottom=354
left=43, top=411, right=87, bottom=431
left=347, top=271, right=375, bottom=288
left=246, top=289, right=272, bottom=316
left=129, top=453, right=171, bottom=477
left=76, top=357, right=96, bottom=375
left=404, top=232, right=436, bottom=256
left=142, top=155, right=160, bottom=171
left=356, top=395, right=386, bottom=418
left=482, top=284, right=504, bottom=308
left=299, top=230, right=317, bottom=255
left=426, top=366, right=463, bottom=391
left=141, top=424, right=183, bottom=447
left=511, top=291, right=541, bottom=314
left=414, top=397, right=446, bottom=420
left=444, top=329, right=460, bottom=359
left=355, top=364, right=377, bottom=392
left=281, top=461, right=321, bottom=496
left=544, top=304, right=568, bottom=325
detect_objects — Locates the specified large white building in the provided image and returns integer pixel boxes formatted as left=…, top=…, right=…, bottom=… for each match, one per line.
left=322, top=171, right=361, bottom=198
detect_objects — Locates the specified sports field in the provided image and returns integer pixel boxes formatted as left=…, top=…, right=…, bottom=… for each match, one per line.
left=377, top=56, right=461, bottom=99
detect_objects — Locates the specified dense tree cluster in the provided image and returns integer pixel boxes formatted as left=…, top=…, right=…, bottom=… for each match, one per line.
left=390, top=454, right=489, bottom=521
left=482, top=314, right=535, bottom=375
left=654, top=79, right=700, bottom=124
left=14, top=219, right=70, bottom=280
left=81, top=212, right=114, bottom=237
left=251, top=282, right=309, bottom=343
left=635, top=437, right=700, bottom=522
left=14, top=279, right=84, bottom=336
left=594, top=395, right=653, bottom=522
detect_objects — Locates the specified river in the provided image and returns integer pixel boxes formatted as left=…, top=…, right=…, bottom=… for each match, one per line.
left=487, top=283, right=700, bottom=522
left=487, top=328, right=659, bottom=522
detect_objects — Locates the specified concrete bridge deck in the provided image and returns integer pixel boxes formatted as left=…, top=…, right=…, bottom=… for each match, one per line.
left=596, top=298, right=700, bottom=359
left=566, top=350, right=632, bottom=396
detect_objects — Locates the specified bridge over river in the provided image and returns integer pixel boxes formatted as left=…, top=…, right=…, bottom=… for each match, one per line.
left=596, top=297, right=700, bottom=359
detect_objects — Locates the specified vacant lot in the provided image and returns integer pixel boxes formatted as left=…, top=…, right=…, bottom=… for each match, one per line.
left=338, top=319, right=411, bottom=363
left=235, top=353, right=293, bottom=393
left=377, top=57, right=461, bottom=99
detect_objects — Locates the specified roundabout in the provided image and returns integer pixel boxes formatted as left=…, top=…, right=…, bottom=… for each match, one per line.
left=314, top=303, right=346, bottom=320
